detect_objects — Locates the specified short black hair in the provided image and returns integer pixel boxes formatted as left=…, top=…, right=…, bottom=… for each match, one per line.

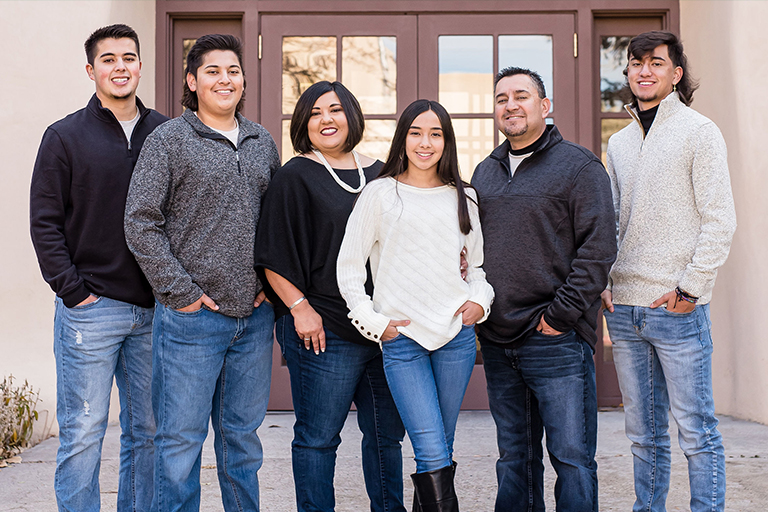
left=181, top=34, right=245, bottom=113
left=494, top=67, right=547, bottom=99
left=84, top=24, right=140, bottom=66
left=289, top=81, right=365, bottom=155
left=623, top=31, right=699, bottom=107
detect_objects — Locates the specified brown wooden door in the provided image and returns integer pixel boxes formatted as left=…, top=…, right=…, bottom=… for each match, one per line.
left=168, top=18, right=243, bottom=119
left=416, top=13, right=577, bottom=409
left=593, top=16, right=664, bottom=407
left=259, top=12, right=578, bottom=410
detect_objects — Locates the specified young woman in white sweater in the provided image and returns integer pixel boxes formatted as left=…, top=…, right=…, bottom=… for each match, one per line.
left=337, top=99, right=494, bottom=511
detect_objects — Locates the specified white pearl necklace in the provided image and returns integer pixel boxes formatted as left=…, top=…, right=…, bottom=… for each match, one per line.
left=312, top=149, right=366, bottom=194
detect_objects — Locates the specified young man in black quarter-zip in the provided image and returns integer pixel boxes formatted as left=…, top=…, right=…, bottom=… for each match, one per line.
left=471, top=67, right=616, bottom=512
left=124, top=34, right=279, bottom=512
left=29, top=24, right=168, bottom=512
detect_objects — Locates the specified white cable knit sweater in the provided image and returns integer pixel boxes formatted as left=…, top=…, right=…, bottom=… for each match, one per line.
left=337, top=177, right=495, bottom=350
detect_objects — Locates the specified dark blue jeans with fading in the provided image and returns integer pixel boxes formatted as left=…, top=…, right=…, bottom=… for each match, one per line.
left=480, top=330, right=598, bottom=512
left=276, top=314, right=406, bottom=512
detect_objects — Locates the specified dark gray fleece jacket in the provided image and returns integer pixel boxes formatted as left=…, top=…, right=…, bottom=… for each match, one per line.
left=471, top=125, right=616, bottom=349
left=124, top=109, right=279, bottom=318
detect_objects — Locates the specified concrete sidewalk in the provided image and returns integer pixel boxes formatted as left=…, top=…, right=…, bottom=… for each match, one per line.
left=1, top=410, right=766, bottom=511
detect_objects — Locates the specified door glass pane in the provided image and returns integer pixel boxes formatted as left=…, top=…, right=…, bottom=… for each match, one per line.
left=498, top=35, right=553, bottom=111
left=342, top=37, right=397, bottom=114
left=282, top=36, right=337, bottom=115
left=281, top=119, right=293, bottom=164
left=601, top=118, right=633, bottom=165
left=453, top=118, right=495, bottom=181
left=357, top=120, right=397, bottom=162
left=438, top=36, right=493, bottom=114
left=601, top=36, right=632, bottom=112
left=182, top=38, right=196, bottom=77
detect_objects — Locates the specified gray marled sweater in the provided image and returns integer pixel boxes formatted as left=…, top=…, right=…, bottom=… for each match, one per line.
left=124, top=109, right=279, bottom=318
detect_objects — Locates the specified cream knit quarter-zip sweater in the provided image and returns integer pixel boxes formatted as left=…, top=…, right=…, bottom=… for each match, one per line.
left=337, top=177, right=494, bottom=350
left=606, top=92, right=736, bottom=306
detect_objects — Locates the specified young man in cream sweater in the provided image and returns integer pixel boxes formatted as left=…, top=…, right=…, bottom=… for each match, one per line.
left=602, top=31, right=736, bottom=512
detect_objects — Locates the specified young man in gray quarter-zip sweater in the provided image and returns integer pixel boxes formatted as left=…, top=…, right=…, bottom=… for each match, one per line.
left=125, top=34, right=279, bottom=512
left=602, top=31, right=736, bottom=512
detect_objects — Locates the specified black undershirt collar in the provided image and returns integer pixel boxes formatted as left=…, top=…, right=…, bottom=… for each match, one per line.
left=509, top=129, right=548, bottom=156
left=637, top=104, right=659, bottom=135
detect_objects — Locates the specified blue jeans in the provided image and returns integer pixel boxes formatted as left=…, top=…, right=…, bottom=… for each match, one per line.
left=151, top=302, right=274, bottom=512
left=276, top=315, right=406, bottom=512
left=480, top=330, right=598, bottom=512
left=381, top=325, right=477, bottom=473
left=605, top=304, right=725, bottom=512
left=53, top=296, right=154, bottom=512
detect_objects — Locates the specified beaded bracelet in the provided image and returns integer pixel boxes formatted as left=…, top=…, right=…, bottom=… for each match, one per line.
left=675, top=287, right=698, bottom=304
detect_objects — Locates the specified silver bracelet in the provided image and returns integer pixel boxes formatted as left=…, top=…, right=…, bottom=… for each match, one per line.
left=288, top=296, right=306, bottom=310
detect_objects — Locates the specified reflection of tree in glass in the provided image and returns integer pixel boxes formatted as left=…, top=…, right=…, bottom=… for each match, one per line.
left=342, top=37, right=397, bottom=114
left=600, top=36, right=631, bottom=112
left=282, top=37, right=336, bottom=114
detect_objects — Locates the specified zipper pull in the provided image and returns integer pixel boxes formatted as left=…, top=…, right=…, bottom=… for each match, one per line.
left=236, top=151, right=241, bottom=175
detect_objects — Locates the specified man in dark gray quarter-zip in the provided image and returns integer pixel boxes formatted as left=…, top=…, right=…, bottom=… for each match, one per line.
left=125, top=34, right=279, bottom=512
left=30, top=24, right=168, bottom=512
left=471, top=67, right=616, bottom=512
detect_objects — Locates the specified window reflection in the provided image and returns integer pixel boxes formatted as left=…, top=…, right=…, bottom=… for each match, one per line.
left=282, top=37, right=337, bottom=115
left=601, top=118, right=633, bottom=166
left=498, top=35, right=553, bottom=111
left=438, top=36, right=493, bottom=114
left=453, top=118, right=495, bottom=181
left=601, top=36, right=632, bottom=112
left=357, top=120, right=397, bottom=162
left=343, top=37, right=397, bottom=114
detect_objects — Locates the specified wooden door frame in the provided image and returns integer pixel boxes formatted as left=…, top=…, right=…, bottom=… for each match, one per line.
left=155, top=0, right=680, bottom=409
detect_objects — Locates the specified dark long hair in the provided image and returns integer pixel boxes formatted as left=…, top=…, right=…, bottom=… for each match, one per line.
left=623, top=31, right=699, bottom=107
left=378, top=99, right=473, bottom=235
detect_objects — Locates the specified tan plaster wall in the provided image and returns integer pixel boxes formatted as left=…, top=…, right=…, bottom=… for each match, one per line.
left=681, top=0, right=768, bottom=424
left=0, top=1, right=156, bottom=440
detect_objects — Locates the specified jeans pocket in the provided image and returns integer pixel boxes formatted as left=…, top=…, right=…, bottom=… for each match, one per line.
left=168, top=305, right=206, bottom=317
left=532, top=329, right=574, bottom=340
left=661, top=305, right=696, bottom=317
left=69, top=295, right=103, bottom=310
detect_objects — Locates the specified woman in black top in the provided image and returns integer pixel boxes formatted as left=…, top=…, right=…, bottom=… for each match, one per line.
left=254, top=81, right=406, bottom=512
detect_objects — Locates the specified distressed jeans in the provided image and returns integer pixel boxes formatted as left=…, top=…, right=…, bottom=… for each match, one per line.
left=605, top=304, right=725, bottom=512
left=53, top=296, right=155, bottom=512
left=276, top=315, right=406, bottom=512
left=151, top=301, right=274, bottom=512
left=480, top=330, right=598, bottom=512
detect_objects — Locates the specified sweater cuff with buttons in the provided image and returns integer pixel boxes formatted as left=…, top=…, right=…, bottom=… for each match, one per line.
left=468, top=282, right=495, bottom=324
left=347, top=302, right=392, bottom=343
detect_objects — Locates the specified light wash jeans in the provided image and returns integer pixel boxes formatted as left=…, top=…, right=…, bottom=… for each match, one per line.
left=151, top=301, right=274, bottom=512
left=53, top=296, right=155, bottom=512
left=275, top=315, right=406, bottom=512
left=381, top=325, right=477, bottom=473
left=605, top=304, right=725, bottom=512
left=480, top=330, right=598, bottom=512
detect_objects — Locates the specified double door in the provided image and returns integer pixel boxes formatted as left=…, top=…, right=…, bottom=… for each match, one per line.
left=259, top=13, right=577, bottom=409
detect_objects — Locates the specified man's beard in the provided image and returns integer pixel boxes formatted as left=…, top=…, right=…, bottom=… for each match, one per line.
left=504, top=123, right=528, bottom=139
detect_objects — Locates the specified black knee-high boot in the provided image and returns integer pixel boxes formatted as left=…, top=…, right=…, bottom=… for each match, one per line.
left=410, top=463, right=459, bottom=512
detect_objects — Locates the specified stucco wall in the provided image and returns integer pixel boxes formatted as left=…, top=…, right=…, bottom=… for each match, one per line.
left=681, top=0, right=768, bottom=424
left=0, top=1, right=156, bottom=440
